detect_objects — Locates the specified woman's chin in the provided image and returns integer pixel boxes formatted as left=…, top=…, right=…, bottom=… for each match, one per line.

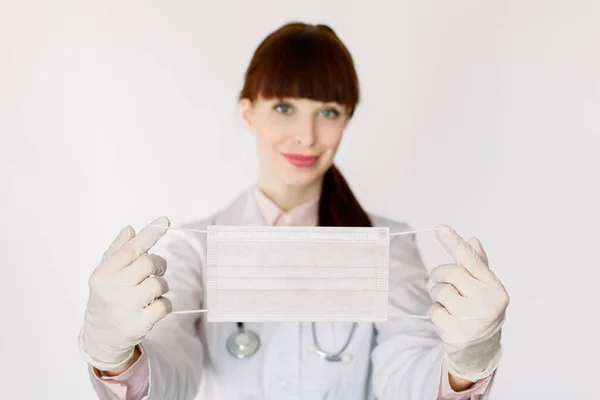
left=280, top=171, right=322, bottom=189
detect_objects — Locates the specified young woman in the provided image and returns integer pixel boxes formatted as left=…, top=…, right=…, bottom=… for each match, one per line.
left=79, top=22, right=509, bottom=399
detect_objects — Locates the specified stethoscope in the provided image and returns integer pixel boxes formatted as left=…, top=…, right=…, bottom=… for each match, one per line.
left=226, top=321, right=357, bottom=363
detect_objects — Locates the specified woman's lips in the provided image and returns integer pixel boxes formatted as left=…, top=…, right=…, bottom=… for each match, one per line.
left=282, top=153, right=319, bottom=168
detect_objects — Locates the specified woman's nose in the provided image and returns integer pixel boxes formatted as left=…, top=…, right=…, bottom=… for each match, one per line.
left=293, top=121, right=317, bottom=147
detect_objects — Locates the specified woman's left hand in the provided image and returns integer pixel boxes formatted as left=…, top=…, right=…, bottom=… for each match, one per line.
left=428, top=225, right=510, bottom=382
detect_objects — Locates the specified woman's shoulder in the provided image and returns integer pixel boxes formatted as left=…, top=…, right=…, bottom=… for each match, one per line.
left=367, top=212, right=415, bottom=233
left=175, top=213, right=219, bottom=231
left=173, top=187, right=254, bottom=230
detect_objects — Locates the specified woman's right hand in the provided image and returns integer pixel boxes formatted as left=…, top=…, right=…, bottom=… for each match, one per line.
left=78, top=217, right=173, bottom=372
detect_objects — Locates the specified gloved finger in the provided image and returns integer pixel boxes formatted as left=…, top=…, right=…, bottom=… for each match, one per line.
left=430, top=264, right=479, bottom=297
left=466, top=237, right=503, bottom=286
left=467, top=237, right=489, bottom=266
left=102, top=225, right=135, bottom=262
left=119, top=254, right=167, bottom=286
left=108, top=216, right=170, bottom=272
left=143, top=296, right=172, bottom=326
left=430, top=283, right=467, bottom=315
left=427, top=302, right=452, bottom=328
left=136, top=276, right=170, bottom=308
left=435, top=225, right=498, bottom=285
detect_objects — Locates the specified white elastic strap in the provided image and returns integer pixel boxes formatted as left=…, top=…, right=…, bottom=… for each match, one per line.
left=149, top=224, right=442, bottom=236
left=389, top=313, right=430, bottom=319
left=390, top=227, right=443, bottom=236
left=170, top=310, right=490, bottom=320
left=172, top=309, right=208, bottom=315
left=171, top=309, right=429, bottom=319
left=150, top=224, right=208, bottom=233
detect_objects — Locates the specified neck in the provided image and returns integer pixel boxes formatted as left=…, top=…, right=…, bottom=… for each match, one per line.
left=256, top=173, right=322, bottom=211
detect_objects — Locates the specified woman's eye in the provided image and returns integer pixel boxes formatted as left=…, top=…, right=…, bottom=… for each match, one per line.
left=321, top=108, right=340, bottom=119
left=274, top=103, right=292, bottom=114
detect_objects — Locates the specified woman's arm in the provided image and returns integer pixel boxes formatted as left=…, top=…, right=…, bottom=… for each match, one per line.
left=440, top=361, right=495, bottom=398
left=88, top=345, right=149, bottom=400
left=449, top=374, right=474, bottom=392
left=100, top=346, right=141, bottom=377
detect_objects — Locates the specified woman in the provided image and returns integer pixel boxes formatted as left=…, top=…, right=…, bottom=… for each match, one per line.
left=79, top=22, right=509, bottom=399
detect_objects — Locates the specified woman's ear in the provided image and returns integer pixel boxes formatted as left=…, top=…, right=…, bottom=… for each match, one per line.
left=239, top=98, right=254, bottom=130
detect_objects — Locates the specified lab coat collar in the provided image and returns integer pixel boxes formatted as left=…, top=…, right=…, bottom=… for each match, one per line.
left=213, top=186, right=266, bottom=227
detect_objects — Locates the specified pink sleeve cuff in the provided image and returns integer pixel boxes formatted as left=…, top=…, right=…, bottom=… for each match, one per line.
left=88, top=345, right=150, bottom=400
left=438, top=361, right=494, bottom=399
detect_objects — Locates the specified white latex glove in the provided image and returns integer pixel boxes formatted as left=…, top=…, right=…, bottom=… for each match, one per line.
left=428, top=225, right=510, bottom=382
left=78, top=217, right=173, bottom=371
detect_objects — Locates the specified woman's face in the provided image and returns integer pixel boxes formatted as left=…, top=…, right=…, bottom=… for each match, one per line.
left=240, top=96, right=349, bottom=189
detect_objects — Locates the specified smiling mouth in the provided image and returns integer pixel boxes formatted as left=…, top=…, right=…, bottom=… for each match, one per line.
left=282, top=153, right=320, bottom=168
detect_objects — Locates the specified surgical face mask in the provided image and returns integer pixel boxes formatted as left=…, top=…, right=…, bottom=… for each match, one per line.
left=156, top=224, right=440, bottom=322
left=206, top=225, right=391, bottom=322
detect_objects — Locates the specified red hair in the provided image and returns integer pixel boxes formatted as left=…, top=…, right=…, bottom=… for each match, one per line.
left=239, top=22, right=371, bottom=227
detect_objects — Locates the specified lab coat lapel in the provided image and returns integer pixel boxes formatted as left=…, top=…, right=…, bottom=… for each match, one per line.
left=214, top=186, right=266, bottom=227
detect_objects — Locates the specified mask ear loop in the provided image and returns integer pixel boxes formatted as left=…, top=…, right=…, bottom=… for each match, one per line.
left=389, top=227, right=444, bottom=236
left=150, top=224, right=208, bottom=233
left=148, top=225, right=445, bottom=236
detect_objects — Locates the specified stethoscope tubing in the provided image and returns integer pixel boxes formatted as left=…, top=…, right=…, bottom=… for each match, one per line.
left=227, top=322, right=356, bottom=362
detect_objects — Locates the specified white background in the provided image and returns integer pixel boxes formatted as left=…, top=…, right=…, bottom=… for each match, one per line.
left=1, top=1, right=599, bottom=399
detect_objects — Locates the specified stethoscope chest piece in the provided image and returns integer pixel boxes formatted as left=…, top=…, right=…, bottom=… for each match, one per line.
left=227, top=323, right=260, bottom=359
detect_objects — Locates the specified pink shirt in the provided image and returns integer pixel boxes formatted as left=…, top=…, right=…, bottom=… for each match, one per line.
left=89, top=187, right=493, bottom=399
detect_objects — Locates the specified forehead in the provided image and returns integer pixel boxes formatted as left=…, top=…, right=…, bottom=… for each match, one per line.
left=258, top=96, right=344, bottom=107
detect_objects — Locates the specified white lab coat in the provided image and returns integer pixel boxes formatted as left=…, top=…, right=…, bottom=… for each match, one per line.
left=139, top=187, right=448, bottom=400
